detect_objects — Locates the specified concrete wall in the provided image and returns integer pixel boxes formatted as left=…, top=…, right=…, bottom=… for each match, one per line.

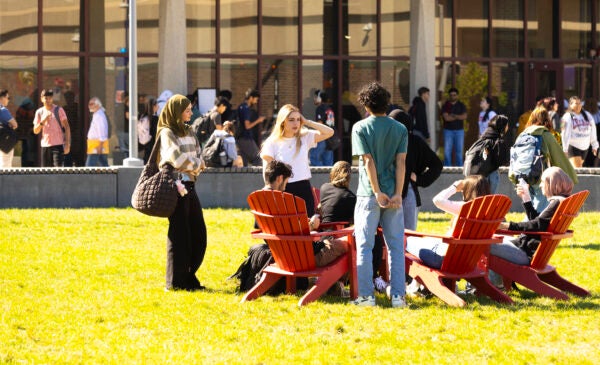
left=1, top=167, right=599, bottom=212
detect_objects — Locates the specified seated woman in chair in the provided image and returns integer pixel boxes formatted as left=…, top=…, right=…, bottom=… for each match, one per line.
left=405, top=175, right=491, bottom=269
left=491, top=166, right=574, bottom=266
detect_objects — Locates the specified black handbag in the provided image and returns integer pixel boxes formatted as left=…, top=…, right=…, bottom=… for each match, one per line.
left=131, top=135, right=178, bottom=217
left=0, top=123, right=18, bottom=153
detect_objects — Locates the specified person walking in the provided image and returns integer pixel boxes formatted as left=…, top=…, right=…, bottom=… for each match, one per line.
left=157, top=94, right=207, bottom=291
left=561, top=96, right=598, bottom=168
left=85, top=97, right=109, bottom=167
left=0, top=89, right=18, bottom=167
left=441, top=88, right=467, bottom=166
left=351, top=81, right=408, bottom=308
left=33, top=89, right=71, bottom=167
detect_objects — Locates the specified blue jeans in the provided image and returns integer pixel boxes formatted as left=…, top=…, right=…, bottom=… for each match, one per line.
left=488, top=238, right=531, bottom=286
left=354, top=196, right=405, bottom=297
left=309, top=141, right=327, bottom=166
left=487, top=170, right=499, bottom=194
left=86, top=154, right=109, bottom=167
left=443, top=128, right=464, bottom=166
left=402, top=184, right=418, bottom=230
left=406, top=236, right=447, bottom=269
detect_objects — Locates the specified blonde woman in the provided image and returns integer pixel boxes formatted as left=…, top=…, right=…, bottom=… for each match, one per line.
left=260, top=104, right=333, bottom=217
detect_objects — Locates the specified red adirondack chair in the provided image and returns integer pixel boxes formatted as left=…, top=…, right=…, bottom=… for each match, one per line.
left=488, top=190, right=590, bottom=300
left=242, top=190, right=357, bottom=306
left=405, top=194, right=513, bottom=307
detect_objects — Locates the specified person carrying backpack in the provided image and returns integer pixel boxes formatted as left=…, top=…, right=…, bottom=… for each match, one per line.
left=560, top=96, right=599, bottom=168
left=202, top=121, right=238, bottom=167
left=464, top=115, right=510, bottom=193
left=509, top=106, right=577, bottom=213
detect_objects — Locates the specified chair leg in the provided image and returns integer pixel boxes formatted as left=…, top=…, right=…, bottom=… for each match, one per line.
left=298, top=261, right=347, bottom=306
left=468, top=276, right=513, bottom=304
left=539, top=270, right=590, bottom=297
left=241, top=272, right=282, bottom=303
left=408, top=265, right=466, bottom=307
left=489, top=257, right=569, bottom=300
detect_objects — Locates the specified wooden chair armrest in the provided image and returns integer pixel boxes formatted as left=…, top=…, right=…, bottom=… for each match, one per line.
left=405, top=229, right=503, bottom=245
left=495, top=229, right=573, bottom=239
left=311, top=226, right=355, bottom=239
left=251, top=227, right=354, bottom=241
left=319, top=221, right=350, bottom=230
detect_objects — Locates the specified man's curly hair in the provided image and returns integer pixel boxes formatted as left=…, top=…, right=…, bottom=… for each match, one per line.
left=357, top=81, right=390, bottom=114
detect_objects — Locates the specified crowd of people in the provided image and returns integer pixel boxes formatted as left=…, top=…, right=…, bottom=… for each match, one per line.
left=1, top=81, right=596, bottom=308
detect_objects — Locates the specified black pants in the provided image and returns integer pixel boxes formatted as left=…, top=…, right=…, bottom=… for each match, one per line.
left=41, top=145, right=64, bottom=167
left=285, top=179, right=315, bottom=217
left=166, top=181, right=207, bottom=290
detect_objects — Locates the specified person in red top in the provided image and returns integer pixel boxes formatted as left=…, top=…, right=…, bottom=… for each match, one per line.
left=33, top=89, right=71, bottom=167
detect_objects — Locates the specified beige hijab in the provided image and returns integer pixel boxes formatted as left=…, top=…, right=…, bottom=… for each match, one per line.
left=156, top=94, right=191, bottom=138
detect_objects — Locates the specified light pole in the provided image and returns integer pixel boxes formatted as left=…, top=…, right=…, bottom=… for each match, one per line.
left=123, top=0, right=143, bottom=166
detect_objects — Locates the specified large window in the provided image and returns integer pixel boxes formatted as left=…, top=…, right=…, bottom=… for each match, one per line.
left=346, top=0, right=377, bottom=56
left=43, top=2, right=80, bottom=53
left=561, top=0, right=592, bottom=59
left=0, top=1, right=38, bottom=52
left=381, top=1, right=410, bottom=57
left=262, top=1, right=298, bottom=55
left=491, top=0, right=524, bottom=58
left=456, top=0, right=489, bottom=58
left=381, top=61, right=411, bottom=109
left=302, top=0, right=336, bottom=56
left=219, top=58, right=258, bottom=106
left=527, top=0, right=557, bottom=58
left=220, top=0, right=257, bottom=55
left=186, top=1, right=214, bottom=54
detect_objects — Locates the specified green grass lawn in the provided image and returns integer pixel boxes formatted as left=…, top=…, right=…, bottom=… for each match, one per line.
left=1, top=208, right=599, bottom=364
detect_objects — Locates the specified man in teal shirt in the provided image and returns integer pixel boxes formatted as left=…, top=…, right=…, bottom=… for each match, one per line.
left=351, top=82, right=408, bottom=307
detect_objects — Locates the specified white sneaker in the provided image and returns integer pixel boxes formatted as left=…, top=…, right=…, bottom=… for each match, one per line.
left=391, top=295, right=407, bottom=308
left=374, top=276, right=388, bottom=293
left=350, top=295, right=376, bottom=307
left=406, top=279, right=420, bottom=297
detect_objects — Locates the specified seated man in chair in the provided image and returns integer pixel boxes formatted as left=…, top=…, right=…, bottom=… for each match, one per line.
left=262, top=160, right=348, bottom=268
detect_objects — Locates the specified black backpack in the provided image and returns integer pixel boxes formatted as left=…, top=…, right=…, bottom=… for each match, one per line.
left=463, top=138, right=497, bottom=177
left=228, top=243, right=285, bottom=294
left=201, top=134, right=226, bottom=167
left=192, top=112, right=214, bottom=144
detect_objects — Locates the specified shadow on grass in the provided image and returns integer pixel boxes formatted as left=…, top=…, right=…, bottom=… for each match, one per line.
left=572, top=243, right=600, bottom=251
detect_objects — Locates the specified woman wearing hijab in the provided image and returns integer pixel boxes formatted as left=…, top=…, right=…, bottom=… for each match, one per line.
left=157, top=94, right=207, bottom=291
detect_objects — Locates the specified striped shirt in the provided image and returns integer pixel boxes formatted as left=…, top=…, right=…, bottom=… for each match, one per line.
left=159, top=128, right=203, bottom=181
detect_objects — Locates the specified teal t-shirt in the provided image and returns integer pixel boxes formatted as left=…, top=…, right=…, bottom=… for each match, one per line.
left=351, top=115, right=408, bottom=197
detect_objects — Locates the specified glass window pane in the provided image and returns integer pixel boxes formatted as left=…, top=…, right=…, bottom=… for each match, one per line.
left=219, top=58, right=258, bottom=109
left=490, top=62, right=523, bottom=133
left=301, top=59, right=338, bottom=119
left=43, top=57, right=83, bottom=165
left=221, top=0, right=257, bottom=54
left=436, top=0, right=453, bottom=58
left=0, top=56, right=38, bottom=166
left=491, top=0, right=524, bottom=58
left=262, top=1, right=297, bottom=55
left=527, top=0, right=555, bottom=58
left=564, top=64, right=592, bottom=100
left=302, top=0, right=337, bottom=56
left=0, top=1, right=38, bottom=51
left=347, top=0, right=377, bottom=56
left=187, top=1, right=215, bottom=54
left=341, top=60, right=376, bottom=161
left=188, top=59, right=216, bottom=95
left=91, top=1, right=128, bottom=53
left=261, top=59, right=298, bottom=125
left=456, top=0, right=488, bottom=58
left=43, top=1, right=80, bottom=52
left=381, top=60, right=411, bottom=109
left=138, top=0, right=159, bottom=53
left=561, top=0, right=592, bottom=59
left=381, top=1, right=410, bottom=57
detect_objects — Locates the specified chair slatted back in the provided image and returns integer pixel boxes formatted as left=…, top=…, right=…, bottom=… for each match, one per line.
left=248, top=190, right=316, bottom=272
left=530, top=190, right=589, bottom=270
left=442, top=195, right=511, bottom=274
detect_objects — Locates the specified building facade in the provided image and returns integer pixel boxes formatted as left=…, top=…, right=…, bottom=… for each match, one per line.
left=1, top=0, right=599, bottom=166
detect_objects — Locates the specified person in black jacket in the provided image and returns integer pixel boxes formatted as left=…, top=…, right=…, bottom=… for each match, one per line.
left=410, top=87, right=430, bottom=142
left=475, top=114, right=511, bottom=193
left=389, top=108, right=442, bottom=230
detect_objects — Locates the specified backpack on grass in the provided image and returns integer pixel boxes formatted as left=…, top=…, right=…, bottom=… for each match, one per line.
left=508, top=132, right=547, bottom=185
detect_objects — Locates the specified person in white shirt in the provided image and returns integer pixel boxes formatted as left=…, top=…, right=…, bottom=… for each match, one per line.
left=260, top=104, right=333, bottom=217
left=477, top=96, right=497, bottom=137
left=561, top=96, right=599, bottom=168
left=86, top=97, right=109, bottom=166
